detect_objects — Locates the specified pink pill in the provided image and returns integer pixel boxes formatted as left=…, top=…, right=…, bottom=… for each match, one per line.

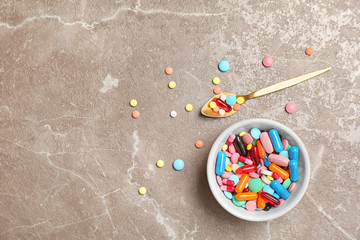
left=228, top=144, right=236, bottom=154
left=226, top=134, right=236, bottom=146
left=239, top=156, right=253, bottom=165
left=249, top=172, right=260, bottom=178
left=225, top=151, right=232, bottom=158
left=246, top=200, right=257, bottom=211
left=221, top=171, right=231, bottom=179
left=242, top=133, right=253, bottom=145
left=262, top=56, right=273, bottom=67
left=268, top=154, right=290, bottom=167
left=260, top=132, right=274, bottom=153
left=274, top=198, right=285, bottom=207
left=282, top=139, right=289, bottom=151
left=231, top=153, right=240, bottom=164
left=288, top=182, right=296, bottom=193
left=216, top=175, right=223, bottom=186
left=286, top=103, right=297, bottom=114
left=257, top=166, right=267, bottom=176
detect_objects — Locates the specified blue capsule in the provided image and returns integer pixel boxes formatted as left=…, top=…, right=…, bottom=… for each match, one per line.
left=289, top=159, right=299, bottom=181
left=270, top=180, right=290, bottom=199
left=269, top=129, right=283, bottom=153
left=263, top=157, right=271, bottom=167
left=216, top=151, right=226, bottom=175
left=289, top=146, right=299, bottom=163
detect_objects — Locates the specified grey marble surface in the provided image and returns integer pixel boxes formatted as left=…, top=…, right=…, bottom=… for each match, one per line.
left=0, top=0, right=359, bottom=239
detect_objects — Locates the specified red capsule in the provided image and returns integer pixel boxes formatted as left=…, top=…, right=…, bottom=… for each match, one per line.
left=222, top=179, right=235, bottom=186
left=251, top=145, right=260, bottom=166
left=226, top=134, right=236, bottom=147
left=220, top=185, right=235, bottom=192
left=214, top=98, right=232, bottom=112
left=236, top=165, right=256, bottom=174
left=238, top=156, right=253, bottom=165
left=260, top=191, right=280, bottom=205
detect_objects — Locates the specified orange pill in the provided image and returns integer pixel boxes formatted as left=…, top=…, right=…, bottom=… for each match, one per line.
left=165, top=67, right=173, bottom=75
left=212, top=106, right=220, bottom=112
left=235, top=192, right=258, bottom=201
left=305, top=47, right=313, bottom=55
left=257, top=190, right=266, bottom=209
left=232, top=103, right=241, bottom=111
left=256, top=140, right=267, bottom=159
left=269, top=163, right=289, bottom=179
left=132, top=110, right=140, bottom=119
left=235, top=174, right=250, bottom=193
left=195, top=140, right=203, bottom=148
left=213, top=86, right=222, bottom=94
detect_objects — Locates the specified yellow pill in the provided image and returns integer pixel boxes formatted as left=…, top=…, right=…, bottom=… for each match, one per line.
left=168, top=81, right=176, bottom=89
left=237, top=96, right=245, bottom=104
left=129, top=99, right=137, bottom=107
left=267, top=175, right=274, bottom=181
left=225, top=166, right=232, bottom=172
left=222, top=144, right=228, bottom=151
left=209, top=101, right=217, bottom=108
left=138, top=187, right=146, bottom=195
left=156, top=160, right=164, bottom=168
left=185, top=104, right=193, bottom=112
left=246, top=143, right=252, bottom=150
left=212, top=77, right=221, bottom=85
left=239, top=131, right=247, bottom=137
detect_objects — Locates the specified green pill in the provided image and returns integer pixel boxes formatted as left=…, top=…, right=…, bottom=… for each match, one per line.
left=232, top=195, right=246, bottom=207
left=282, top=178, right=292, bottom=189
left=248, top=178, right=263, bottom=192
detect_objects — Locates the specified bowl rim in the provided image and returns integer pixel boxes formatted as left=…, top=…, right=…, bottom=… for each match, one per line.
left=206, top=118, right=311, bottom=221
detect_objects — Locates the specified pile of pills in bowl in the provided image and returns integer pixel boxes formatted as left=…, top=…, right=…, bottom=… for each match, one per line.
left=208, top=94, right=244, bottom=116
left=215, top=128, right=299, bottom=211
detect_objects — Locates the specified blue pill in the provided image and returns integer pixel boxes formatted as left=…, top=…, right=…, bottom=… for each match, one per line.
left=218, top=60, right=230, bottom=72
left=279, top=150, right=289, bottom=158
left=263, top=184, right=275, bottom=195
left=263, top=157, right=271, bottom=167
left=269, top=129, right=283, bottom=153
left=289, top=146, right=299, bottom=163
left=228, top=174, right=240, bottom=186
left=273, top=193, right=280, bottom=199
left=250, top=128, right=261, bottom=139
left=289, top=159, right=299, bottom=181
left=225, top=94, right=237, bottom=106
left=270, top=180, right=290, bottom=199
left=173, top=159, right=184, bottom=171
left=215, top=151, right=226, bottom=175
left=224, top=191, right=232, bottom=199
left=225, top=157, right=230, bottom=167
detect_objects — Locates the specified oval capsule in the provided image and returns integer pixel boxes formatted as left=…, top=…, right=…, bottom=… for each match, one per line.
left=216, top=151, right=226, bottom=175
left=235, top=192, right=258, bottom=201
left=257, top=190, right=266, bottom=209
left=268, top=154, right=289, bottom=167
left=269, top=163, right=289, bottom=180
left=235, top=174, right=250, bottom=193
left=260, top=132, right=274, bottom=153
left=256, top=140, right=267, bottom=159
left=289, top=159, right=299, bottom=181
left=269, top=129, right=283, bottom=153
left=289, top=146, right=299, bottom=162
left=270, top=180, right=290, bottom=199
left=234, top=135, right=247, bottom=156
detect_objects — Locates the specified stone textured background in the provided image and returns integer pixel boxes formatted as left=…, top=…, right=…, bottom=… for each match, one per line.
left=0, top=0, right=359, bottom=239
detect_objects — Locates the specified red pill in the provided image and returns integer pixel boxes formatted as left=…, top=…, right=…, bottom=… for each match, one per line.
left=243, top=188, right=250, bottom=193
left=251, top=146, right=260, bottom=166
left=222, top=179, right=235, bottom=186
left=260, top=191, right=280, bottom=205
left=238, top=156, right=253, bottom=165
left=236, top=165, right=257, bottom=174
left=220, top=185, right=235, bottom=192
left=214, top=98, right=232, bottom=112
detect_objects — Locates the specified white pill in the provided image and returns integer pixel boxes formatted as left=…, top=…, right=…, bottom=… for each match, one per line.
left=219, top=109, right=225, bottom=115
left=260, top=169, right=273, bottom=176
left=261, top=174, right=271, bottom=185
left=220, top=94, right=227, bottom=101
left=170, top=111, right=177, bottom=118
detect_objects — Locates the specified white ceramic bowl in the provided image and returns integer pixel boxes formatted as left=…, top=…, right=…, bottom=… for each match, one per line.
left=207, top=118, right=310, bottom=221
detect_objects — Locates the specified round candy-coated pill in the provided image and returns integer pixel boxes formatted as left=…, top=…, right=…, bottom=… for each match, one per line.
left=246, top=200, right=257, bottom=211
left=168, top=81, right=176, bottom=89
left=305, top=47, right=313, bottom=55
left=286, top=103, right=297, bottom=113
left=218, top=60, right=230, bottom=72
left=185, top=104, right=193, bottom=112
left=248, top=178, right=263, bottom=192
left=132, top=110, right=140, bottom=119
left=209, top=101, right=217, bottom=108
left=165, top=67, right=173, bottom=75
left=221, top=171, right=231, bottom=178
left=279, top=150, right=289, bottom=158
left=225, top=166, right=232, bottom=172
left=288, top=182, right=296, bottom=192
left=237, top=97, right=245, bottom=104
left=232, top=195, right=246, bottom=207
left=250, top=128, right=261, bottom=139
left=262, top=56, right=273, bottom=67
left=129, top=99, right=137, bottom=107
left=224, top=191, right=232, bottom=199
left=219, top=109, right=225, bottom=115
left=213, top=87, right=222, bottom=94
left=233, top=103, right=241, bottom=111
left=225, top=94, right=237, bottom=106
left=263, top=185, right=275, bottom=195
left=195, top=140, right=203, bottom=148
left=138, top=187, right=146, bottom=195
left=228, top=174, right=240, bottom=186
left=212, top=77, right=220, bottom=85
left=156, top=160, right=164, bottom=168
left=246, top=144, right=252, bottom=151
left=222, top=144, right=228, bottom=151
left=283, top=178, right=292, bottom=189
left=170, top=111, right=177, bottom=118
left=173, top=159, right=184, bottom=171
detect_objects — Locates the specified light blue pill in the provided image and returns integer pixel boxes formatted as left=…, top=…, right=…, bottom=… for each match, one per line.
left=250, top=128, right=261, bottom=139
left=173, top=159, right=184, bottom=171
left=263, top=184, right=275, bottom=195
left=228, top=174, right=240, bottom=186
left=273, top=193, right=280, bottom=199
left=225, top=157, right=230, bottom=167
left=256, top=208, right=263, bottom=211
left=271, top=180, right=290, bottom=199
left=224, top=191, right=232, bottom=199
left=263, top=157, right=271, bottom=167
left=225, top=94, right=237, bottom=106
left=279, top=150, right=289, bottom=158
left=218, top=60, right=230, bottom=72
left=269, top=129, right=283, bottom=153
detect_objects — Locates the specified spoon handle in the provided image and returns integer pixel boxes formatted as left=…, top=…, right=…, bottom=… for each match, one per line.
left=246, top=67, right=331, bottom=100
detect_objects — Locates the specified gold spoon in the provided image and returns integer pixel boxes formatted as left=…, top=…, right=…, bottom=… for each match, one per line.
left=201, top=67, right=331, bottom=118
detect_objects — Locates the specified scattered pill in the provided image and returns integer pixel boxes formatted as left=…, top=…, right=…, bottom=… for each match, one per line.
left=165, top=67, right=173, bottom=75
left=285, top=103, right=297, bottom=114
left=185, top=104, right=193, bottom=112
left=156, top=160, right=164, bottom=168
left=218, top=60, right=230, bottom=72
left=212, top=77, right=221, bottom=85
left=168, top=81, right=176, bottom=89
left=305, top=48, right=313, bottom=56
left=129, top=99, right=137, bottom=107
left=132, top=110, right=140, bottom=119
left=170, top=110, right=177, bottom=118
left=138, top=187, right=146, bottom=195
left=262, top=56, right=273, bottom=67
left=173, top=159, right=184, bottom=171
left=213, top=86, right=222, bottom=94
left=195, top=140, right=203, bottom=148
